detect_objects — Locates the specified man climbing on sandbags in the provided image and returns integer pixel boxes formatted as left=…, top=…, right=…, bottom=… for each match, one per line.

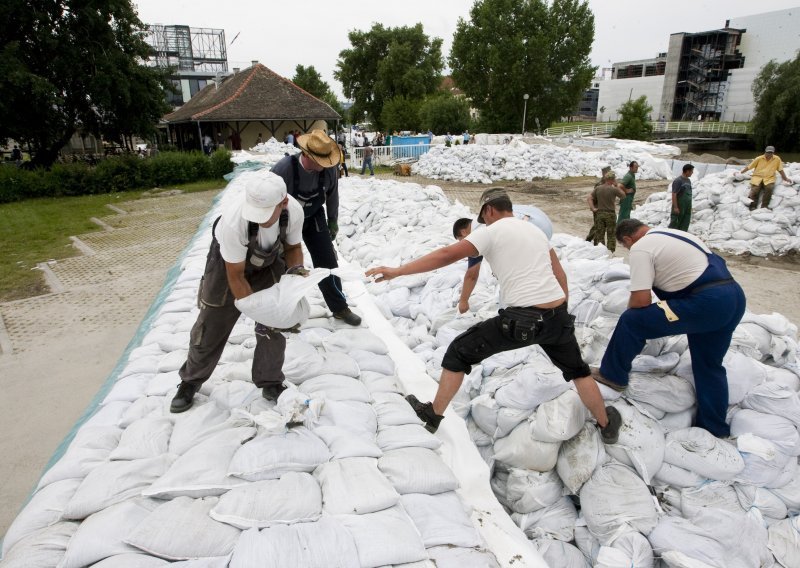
left=588, top=171, right=626, bottom=252
left=272, top=129, right=362, bottom=326
left=452, top=203, right=553, bottom=314
left=366, top=187, right=623, bottom=443
left=739, top=146, right=793, bottom=210
left=171, top=171, right=306, bottom=413
left=592, top=219, right=746, bottom=437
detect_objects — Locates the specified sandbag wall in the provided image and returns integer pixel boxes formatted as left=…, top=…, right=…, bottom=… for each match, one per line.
left=337, top=176, right=800, bottom=568
left=0, top=172, right=501, bottom=568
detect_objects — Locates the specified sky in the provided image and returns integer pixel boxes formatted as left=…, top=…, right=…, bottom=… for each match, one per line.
left=133, top=0, right=799, bottom=99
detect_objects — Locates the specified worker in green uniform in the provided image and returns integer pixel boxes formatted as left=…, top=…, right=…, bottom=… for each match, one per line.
left=668, top=164, right=694, bottom=232
left=617, top=161, right=638, bottom=223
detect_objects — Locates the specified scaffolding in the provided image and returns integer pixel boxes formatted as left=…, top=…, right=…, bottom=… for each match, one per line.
left=145, top=25, right=228, bottom=74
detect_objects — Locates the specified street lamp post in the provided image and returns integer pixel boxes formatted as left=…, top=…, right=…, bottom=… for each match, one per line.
left=522, top=93, right=530, bottom=134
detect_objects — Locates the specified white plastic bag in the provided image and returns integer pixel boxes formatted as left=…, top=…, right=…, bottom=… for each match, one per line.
left=314, top=457, right=400, bottom=515
left=234, top=269, right=331, bottom=329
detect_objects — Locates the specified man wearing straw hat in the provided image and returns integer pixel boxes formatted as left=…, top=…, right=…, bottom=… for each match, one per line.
left=272, top=129, right=361, bottom=326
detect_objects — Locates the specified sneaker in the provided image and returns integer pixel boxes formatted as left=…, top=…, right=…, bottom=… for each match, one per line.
left=170, top=382, right=198, bottom=414
left=262, top=383, right=287, bottom=401
left=600, top=406, right=622, bottom=444
left=590, top=367, right=627, bottom=392
left=333, top=308, right=362, bottom=326
left=406, top=394, right=444, bottom=433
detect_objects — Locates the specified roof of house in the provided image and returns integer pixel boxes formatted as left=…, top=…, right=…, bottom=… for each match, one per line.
left=163, top=63, right=341, bottom=123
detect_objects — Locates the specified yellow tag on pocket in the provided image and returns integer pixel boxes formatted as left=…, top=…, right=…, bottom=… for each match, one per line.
left=656, top=301, right=679, bottom=322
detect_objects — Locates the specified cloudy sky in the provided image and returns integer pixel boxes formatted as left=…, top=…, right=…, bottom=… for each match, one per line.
left=133, top=0, right=799, bottom=98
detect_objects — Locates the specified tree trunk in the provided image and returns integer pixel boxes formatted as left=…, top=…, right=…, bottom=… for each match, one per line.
left=31, top=129, right=76, bottom=169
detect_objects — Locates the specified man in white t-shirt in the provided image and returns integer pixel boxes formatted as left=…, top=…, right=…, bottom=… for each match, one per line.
left=367, top=188, right=622, bottom=443
left=593, top=219, right=746, bottom=437
left=171, top=170, right=306, bottom=413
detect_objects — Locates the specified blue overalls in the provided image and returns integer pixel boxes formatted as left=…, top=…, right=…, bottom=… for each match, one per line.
left=600, top=231, right=746, bottom=437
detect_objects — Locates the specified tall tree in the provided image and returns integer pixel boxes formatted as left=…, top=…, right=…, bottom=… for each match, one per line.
left=751, top=55, right=800, bottom=152
left=291, top=64, right=343, bottom=117
left=611, top=96, right=653, bottom=141
left=335, top=23, right=444, bottom=131
left=418, top=93, right=471, bottom=134
left=0, top=0, right=171, bottom=167
left=380, top=96, right=422, bottom=133
left=450, top=0, right=595, bottom=133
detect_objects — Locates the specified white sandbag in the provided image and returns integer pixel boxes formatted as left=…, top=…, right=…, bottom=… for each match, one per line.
left=125, top=497, right=240, bottom=560
left=767, top=516, right=800, bottom=568
left=492, top=365, right=571, bottom=410
left=313, top=425, right=383, bottom=459
left=378, top=447, right=459, bottom=495
left=143, top=426, right=255, bottom=499
left=146, top=371, right=183, bottom=396
left=361, top=372, right=403, bottom=395
left=299, top=375, right=372, bottom=403
left=234, top=271, right=330, bottom=329
left=663, top=428, right=744, bottom=481
left=157, top=350, right=187, bottom=373
left=118, top=396, right=165, bottom=428
left=741, top=382, right=800, bottom=428
left=283, top=341, right=325, bottom=381
left=348, top=349, right=396, bottom=375
left=734, top=484, right=788, bottom=520
left=1, top=478, right=80, bottom=556
left=493, top=420, right=560, bottom=472
left=373, top=393, right=425, bottom=428
left=534, top=538, right=589, bottom=568
left=504, top=468, right=564, bottom=514
left=37, top=426, right=122, bottom=488
left=208, top=380, right=259, bottom=410
left=631, top=352, right=680, bottom=374
left=557, top=423, right=607, bottom=494
left=337, top=504, right=428, bottom=567
left=658, top=408, right=695, bottom=434
left=652, top=462, right=706, bottom=488
left=377, top=424, right=442, bottom=451
left=730, top=409, right=800, bottom=456
left=512, top=496, right=578, bottom=541
left=314, top=399, right=378, bottom=435
left=209, top=472, right=322, bottom=528
left=110, top=416, right=173, bottom=460
left=724, top=351, right=768, bottom=404
left=228, top=520, right=360, bottom=568
left=62, top=454, right=175, bottom=520
left=735, top=435, right=795, bottom=487
left=579, top=462, right=659, bottom=545
left=604, top=401, right=665, bottom=484
left=771, top=461, right=800, bottom=513
left=0, top=522, right=79, bottom=568
left=625, top=372, right=696, bottom=413
left=400, top=492, right=482, bottom=548
left=89, top=554, right=169, bottom=567
left=314, top=457, right=400, bottom=514
left=102, top=373, right=151, bottom=403
left=594, top=531, right=654, bottom=568
left=680, top=482, right=743, bottom=518
left=426, top=545, right=500, bottom=568
left=227, top=427, right=331, bottom=481
left=57, top=498, right=160, bottom=568
left=470, top=394, right=532, bottom=440
left=322, top=328, right=389, bottom=355
left=168, top=401, right=231, bottom=455
left=314, top=351, right=361, bottom=378
left=531, top=389, right=590, bottom=442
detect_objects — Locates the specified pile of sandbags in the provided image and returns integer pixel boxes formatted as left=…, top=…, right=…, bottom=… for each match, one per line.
left=336, top=176, right=800, bottom=567
left=633, top=165, right=800, bottom=256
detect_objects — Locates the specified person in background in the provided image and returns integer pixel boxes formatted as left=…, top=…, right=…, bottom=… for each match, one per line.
left=463, top=130, right=470, bottom=144
left=588, top=171, right=626, bottom=252
left=285, top=131, right=294, bottom=146
left=256, top=133, right=264, bottom=145
left=271, top=130, right=361, bottom=326
left=617, top=161, right=639, bottom=223
left=592, top=219, right=746, bottom=438
left=668, top=164, right=694, bottom=231
left=586, top=165, right=611, bottom=242
left=366, top=187, right=622, bottom=444
left=740, top=146, right=793, bottom=210
left=338, top=141, right=348, bottom=178
left=361, top=140, right=375, bottom=176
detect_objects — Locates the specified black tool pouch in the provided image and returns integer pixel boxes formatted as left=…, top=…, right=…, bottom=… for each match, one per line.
left=500, top=307, right=543, bottom=343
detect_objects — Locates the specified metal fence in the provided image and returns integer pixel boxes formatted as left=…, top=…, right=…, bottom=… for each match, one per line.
left=544, top=121, right=752, bottom=137
left=350, top=144, right=432, bottom=169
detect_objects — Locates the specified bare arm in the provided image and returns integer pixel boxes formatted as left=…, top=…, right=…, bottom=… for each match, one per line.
left=780, top=169, right=792, bottom=183
left=366, top=239, right=478, bottom=282
left=550, top=249, right=568, bottom=303
left=225, top=261, right=252, bottom=300
left=616, top=185, right=627, bottom=199
left=628, top=289, right=652, bottom=309
left=671, top=192, right=679, bottom=214
left=284, top=242, right=303, bottom=270
left=458, top=262, right=481, bottom=314
left=586, top=193, right=597, bottom=212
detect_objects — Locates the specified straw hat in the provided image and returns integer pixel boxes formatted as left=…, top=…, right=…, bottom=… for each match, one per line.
left=296, top=130, right=342, bottom=168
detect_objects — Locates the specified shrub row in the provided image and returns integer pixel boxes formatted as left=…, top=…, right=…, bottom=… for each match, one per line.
left=0, top=150, right=233, bottom=203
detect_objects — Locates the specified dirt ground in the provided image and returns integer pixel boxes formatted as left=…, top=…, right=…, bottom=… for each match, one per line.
left=1, top=173, right=799, bottom=538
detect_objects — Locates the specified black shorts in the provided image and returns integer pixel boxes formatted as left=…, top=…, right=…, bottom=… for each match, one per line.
left=440, top=304, right=590, bottom=381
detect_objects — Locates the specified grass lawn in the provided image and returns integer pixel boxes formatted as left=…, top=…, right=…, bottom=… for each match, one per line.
left=0, top=179, right=225, bottom=302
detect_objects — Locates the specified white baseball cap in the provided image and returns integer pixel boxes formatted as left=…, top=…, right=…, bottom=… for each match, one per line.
left=240, top=171, right=287, bottom=223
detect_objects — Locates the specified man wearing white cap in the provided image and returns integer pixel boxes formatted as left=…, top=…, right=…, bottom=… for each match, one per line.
left=170, top=171, right=305, bottom=413
left=740, top=146, right=793, bottom=210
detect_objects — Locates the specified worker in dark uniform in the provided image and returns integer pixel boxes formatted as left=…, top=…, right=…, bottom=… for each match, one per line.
left=271, top=130, right=361, bottom=326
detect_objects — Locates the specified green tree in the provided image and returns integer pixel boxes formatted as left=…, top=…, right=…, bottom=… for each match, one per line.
left=335, top=23, right=444, bottom=131
left=611, top=96, right=653, bottom=140
left=291, top=65, right=344, bottom=117
left=450, top=0, right=595, bottom=133
left=751, top=55, right=800, bottom=152
left=380, top=96, right=422, bottom=133
left=0, top=0, right=171, bottom=167
left=419, top=94, right=471, bottom=134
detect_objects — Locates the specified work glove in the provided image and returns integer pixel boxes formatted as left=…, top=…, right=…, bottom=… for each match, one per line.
left=328, top=219, right=339, bottom=240
left=286, top=265, right=310, bottom=277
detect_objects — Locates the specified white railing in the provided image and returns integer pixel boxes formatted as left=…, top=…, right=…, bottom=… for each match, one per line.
left=349, top=144, right=432, bottom=168
left=544, top=121, right=752, bottom=137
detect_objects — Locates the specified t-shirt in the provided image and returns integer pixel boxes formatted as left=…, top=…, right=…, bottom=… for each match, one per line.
left=467, top=205, right=553, bottom=267
left=628, top=229, right=709, bottom=293
left=746, top=155, right=784, bottom=186
left=217, top=196, right=304, bottom=264
left=591, top=183, right=620, bottom=212
left=621, top=172, right=636, bottom=193
left=465, top=217, right=564, bottom=307
left=671, top=176, right=692, bottom=197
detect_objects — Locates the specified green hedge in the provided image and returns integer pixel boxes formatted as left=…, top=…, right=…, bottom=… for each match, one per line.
left=0, top=150, right=233, bottom=203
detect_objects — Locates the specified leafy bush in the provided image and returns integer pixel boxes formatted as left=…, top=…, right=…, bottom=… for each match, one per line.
left=419, top=94, right=471, bottom=135
left=611, top=96, right=654, bottom=141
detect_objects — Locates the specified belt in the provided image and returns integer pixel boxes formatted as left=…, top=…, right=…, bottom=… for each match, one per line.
left=512, top=303, right=567, bottom=320
left=690, top=278, right=735, bottom=294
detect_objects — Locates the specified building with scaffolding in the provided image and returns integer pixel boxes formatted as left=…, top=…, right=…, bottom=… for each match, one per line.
left=596, top=7, right=800, bottom=123
left=144, top=25, right=228, bottom=107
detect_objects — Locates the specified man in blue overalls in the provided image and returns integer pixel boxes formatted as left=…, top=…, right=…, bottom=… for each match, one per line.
left=593, top=219, right=746, bottom=437
left=271, top=130, right=361, bottom=326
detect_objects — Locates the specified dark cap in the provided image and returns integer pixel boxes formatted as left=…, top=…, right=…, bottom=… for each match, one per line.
left=477, top=187, right=510, bottom=224
left=683, top=163, right=695, bottom=173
